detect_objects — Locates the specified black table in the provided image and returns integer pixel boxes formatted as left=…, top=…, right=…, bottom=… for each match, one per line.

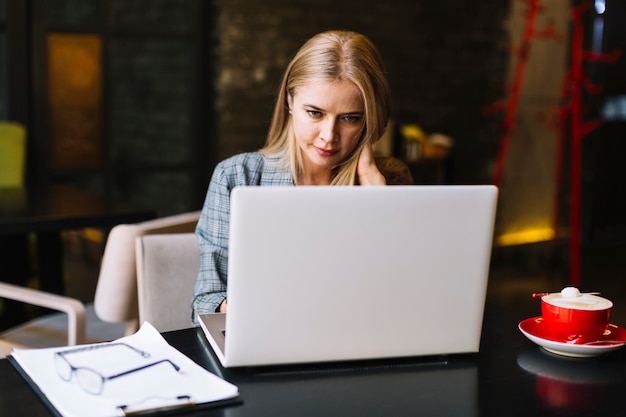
left=0, top=185, right=155, bottom=235
left=0, top=184, right=155, bottom=290
left=0, top=185, right=154, bottom=327
left=2, top=303, right=626, bottom=416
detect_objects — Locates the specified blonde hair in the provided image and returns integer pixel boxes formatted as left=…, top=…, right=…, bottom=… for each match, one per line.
left=260, top=30, right=391, bottom=185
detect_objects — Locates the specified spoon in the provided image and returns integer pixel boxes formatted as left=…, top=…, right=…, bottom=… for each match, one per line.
left=531, top=292, right=601, bottom=298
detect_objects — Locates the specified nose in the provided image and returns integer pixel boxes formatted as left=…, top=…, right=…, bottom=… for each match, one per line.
left=319, top=118, right=338, bottom=144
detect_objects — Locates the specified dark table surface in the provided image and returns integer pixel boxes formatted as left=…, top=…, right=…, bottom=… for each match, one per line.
left=0, top=185, right=155, bottom=235
left=2, top=303, right=626, bottom=416
left=0, top=184, right=154, bottom=299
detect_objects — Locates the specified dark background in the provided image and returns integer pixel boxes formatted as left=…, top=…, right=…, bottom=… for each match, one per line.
left=1, top=0, right=625, bottom=249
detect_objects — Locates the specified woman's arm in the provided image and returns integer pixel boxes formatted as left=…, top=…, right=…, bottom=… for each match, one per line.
left=191, top=165, right=231, bottom=324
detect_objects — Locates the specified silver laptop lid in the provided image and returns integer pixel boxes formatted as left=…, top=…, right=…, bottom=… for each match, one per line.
left=223, top=185, right=498, bottom=367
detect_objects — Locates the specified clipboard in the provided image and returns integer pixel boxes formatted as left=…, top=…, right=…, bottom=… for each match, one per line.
left=9, top=356, right=242, bottom=416
left=8, top=323, right=241, bottom=417
left=7, top=355, right=63, bottom=417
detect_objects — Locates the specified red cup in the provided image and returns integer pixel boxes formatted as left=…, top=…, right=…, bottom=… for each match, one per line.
left=541, top=287, right=612, bottom=344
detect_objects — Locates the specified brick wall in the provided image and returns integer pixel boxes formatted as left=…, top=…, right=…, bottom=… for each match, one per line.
left=212, top=0, right=512, bottom=184
left=4, top=0, right=512, bottom=215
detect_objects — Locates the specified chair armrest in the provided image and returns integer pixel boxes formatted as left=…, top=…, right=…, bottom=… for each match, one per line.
left=0, top=282, right=86, bottom=345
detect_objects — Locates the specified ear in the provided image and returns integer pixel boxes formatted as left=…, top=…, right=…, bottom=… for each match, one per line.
left=286, top=92, right=293, bottom=113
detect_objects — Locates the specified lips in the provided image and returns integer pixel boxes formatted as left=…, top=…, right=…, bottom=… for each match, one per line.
left=314, top=146, right=339, bottom=157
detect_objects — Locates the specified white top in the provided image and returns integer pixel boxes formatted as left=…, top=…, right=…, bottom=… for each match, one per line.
left=543, top=287, right=612, bottom=310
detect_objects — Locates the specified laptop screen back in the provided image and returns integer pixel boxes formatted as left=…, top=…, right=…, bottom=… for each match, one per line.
left=219, top=185, right=498, bottom=367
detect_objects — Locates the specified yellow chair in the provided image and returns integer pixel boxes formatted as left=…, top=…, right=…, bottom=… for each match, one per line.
left=0, top=121, right=26, bottom=187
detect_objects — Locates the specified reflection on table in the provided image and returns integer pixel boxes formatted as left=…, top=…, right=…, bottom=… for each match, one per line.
left=518, top=348, right=623, bottom=413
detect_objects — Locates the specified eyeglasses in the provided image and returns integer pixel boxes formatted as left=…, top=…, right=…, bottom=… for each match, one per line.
left=54, top=342, right=180, bottom=395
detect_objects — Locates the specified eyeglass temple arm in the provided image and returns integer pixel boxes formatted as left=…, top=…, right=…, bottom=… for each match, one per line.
left=56, top=342, right=150, bottom=358
left=106, top=359, right=180, bottom=381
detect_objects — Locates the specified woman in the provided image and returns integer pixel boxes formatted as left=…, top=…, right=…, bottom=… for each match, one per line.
left=191, top=30, right=398, bottom=322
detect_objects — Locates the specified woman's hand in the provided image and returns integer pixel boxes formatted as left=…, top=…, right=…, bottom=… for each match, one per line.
left=357, top=143, right=386, bottom=185
left=218, top=298, right=227, bottom=313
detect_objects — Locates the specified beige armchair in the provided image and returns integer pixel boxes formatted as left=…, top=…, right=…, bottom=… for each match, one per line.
left=94, top=210, right=201, bottom=335
left=135, top=233, right=199, bottom=333
left=0, top=282, right=86, bottom=355
left=0, top=210, right=200, bottom=357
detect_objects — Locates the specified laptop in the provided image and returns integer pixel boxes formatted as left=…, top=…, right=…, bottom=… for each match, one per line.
left=199, top=185, right=498, bottom=368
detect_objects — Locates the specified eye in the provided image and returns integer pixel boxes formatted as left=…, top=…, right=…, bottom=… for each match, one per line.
left=342, top=114, right=363, bottom=124
left=306, top=110, right=323, bottom=118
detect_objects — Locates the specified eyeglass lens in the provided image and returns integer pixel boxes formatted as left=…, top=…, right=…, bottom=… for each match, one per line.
left=54, top=343, right=179, bottom=395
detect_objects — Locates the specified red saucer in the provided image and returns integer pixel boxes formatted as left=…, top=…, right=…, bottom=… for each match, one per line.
left=520, top=317, right=626, bottom=345
left=519, top=317, right=626, bottom=358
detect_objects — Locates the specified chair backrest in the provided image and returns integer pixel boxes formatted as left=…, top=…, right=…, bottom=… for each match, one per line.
left=135, top=233, right=199, bottom=332
left=93, top=211, right=200, bottom=334
left=0, top=121, right=27, bottom=187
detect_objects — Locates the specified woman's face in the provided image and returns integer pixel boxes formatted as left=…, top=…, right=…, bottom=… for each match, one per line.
left=288, top=80, right=365, bottom=182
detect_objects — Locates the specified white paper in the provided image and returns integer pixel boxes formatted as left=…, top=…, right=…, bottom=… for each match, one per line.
left=10, top=322, right=239, bottom=417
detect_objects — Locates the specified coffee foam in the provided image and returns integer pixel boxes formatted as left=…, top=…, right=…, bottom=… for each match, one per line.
left=544, top=292, right=613, bottom=310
